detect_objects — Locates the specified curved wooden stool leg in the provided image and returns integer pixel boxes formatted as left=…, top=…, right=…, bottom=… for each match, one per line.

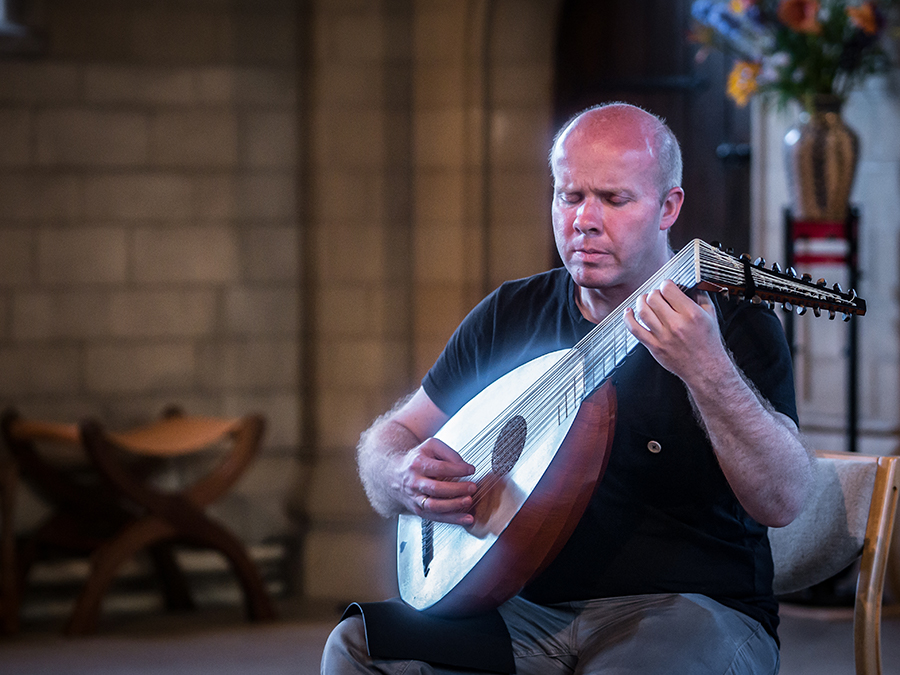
left=66, top=517, right=176, bottom=636
left=185, top=516, right=276, bottom=621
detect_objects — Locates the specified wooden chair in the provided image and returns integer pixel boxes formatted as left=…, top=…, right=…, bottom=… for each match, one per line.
left=769, top=451, right=900, bottom=675
left=0, top=407, right=277, bottom=635
left=0, top=455, right=18, bottom=634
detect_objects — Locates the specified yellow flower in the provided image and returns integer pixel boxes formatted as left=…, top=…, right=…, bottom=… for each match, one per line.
left=727, top=61, right=761, bottom=107
left=729, top=0, right=753, bottom=12
left=847, top=2, right=878, bottom=35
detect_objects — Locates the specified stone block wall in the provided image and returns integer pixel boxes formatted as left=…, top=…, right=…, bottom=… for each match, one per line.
left=0, top=0, right=305, bottom=561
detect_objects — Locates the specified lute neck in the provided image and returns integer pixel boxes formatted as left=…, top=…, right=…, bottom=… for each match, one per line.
left=574, top=241, right=707, bottom=394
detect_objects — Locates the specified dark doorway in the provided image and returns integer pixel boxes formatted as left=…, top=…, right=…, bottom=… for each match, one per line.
left=552, top=0, right=751, bottom=256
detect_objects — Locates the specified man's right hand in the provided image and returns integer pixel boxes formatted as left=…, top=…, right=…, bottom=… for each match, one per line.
left=395, top=437, right=477, bottom=526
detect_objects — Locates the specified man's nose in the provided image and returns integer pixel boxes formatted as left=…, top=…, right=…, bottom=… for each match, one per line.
left=574, top=197, right=603, bottom=233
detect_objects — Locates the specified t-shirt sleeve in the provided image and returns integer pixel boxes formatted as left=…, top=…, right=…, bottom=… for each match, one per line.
left=422, top=292, right=498, bottom=417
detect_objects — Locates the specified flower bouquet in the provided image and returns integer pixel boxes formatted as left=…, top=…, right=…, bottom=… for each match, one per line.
left=691, top=0, right=894, bottom=109
left=692, top=0, right=897, bottom=220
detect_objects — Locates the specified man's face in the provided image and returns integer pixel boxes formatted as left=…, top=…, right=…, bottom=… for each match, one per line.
left=551, top=125, right=678, bottom=296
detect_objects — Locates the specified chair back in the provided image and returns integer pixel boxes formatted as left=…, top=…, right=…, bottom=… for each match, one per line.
left=769, top=451, right=900, bottom=675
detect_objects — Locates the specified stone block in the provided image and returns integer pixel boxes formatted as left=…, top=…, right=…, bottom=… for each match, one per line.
left=239, top=226, right=299, bottom=282
left=0, top=173, right=83, bottom=220
left=0, top=227, right=33, bottom=286
left=85, top=342, right=196, bottom=394
left=84, top=174, right=193, bottom=220
left=229, top=67, right=298, bottom=106
left=414, top=170, right=463, bottom=225
left=306, top=447, right=372, bottom=520
left=13, top=290, right=113, bottom=340
left=414, top=108, right=466, bottom=169
left=38, top=226, right=128, bottom=285
left=110, top=289, right=217, bottom=338
left=489, top=169, right=552, bottom=232
left=314, top=65, right=384, bottom=107
left=231, top=8, right=298, bottom=66
left=232, top=172, right=298, bottom=219
left=150, top=110, right=239, bottom=169
left=223, top=286, right=299, bottom=336
left=490, top=107, right=551, bottom=169
left=0, top=63, right=81, bottom=103
left=316, top=283, right=385, bottom=338
left=315, top=388, right=377, bottom=449
left=303, top=526, right=397, bottom=603
left=413, top=3, right=466, bottom=64
left=315, top=11, right=384, bottom=63
left=0, top=345, right=82, bottom=396
left=315, top=220, right=385, bottom=284
left=414, top=224, right=465, bottom=284
left=46, top=3, right=133, bottom=61
left=133, top=224, right=239, bottom=283
left=312, top=108, right=385, bottom=169
left=317, top=338, right=383, bottom=390
left=36, top=109, right=149, bottom=167
left=197, top=338, right=299, bottom=389
left=0, top=109, right=31, bottom=166
left=130, top=6, right=232, bottom=65
left=208, top=455, right=300, bottom=543
left=316, top=169, right=384, bottom=223
left=414, top=64, right=465, bottom=108
left=414, top=283, right=468, bottom=340
left=84, top=65, right=196, bottom=105
left=241, top=111, right=297, bottom=169
left=221, top=391, right=300, bottom=448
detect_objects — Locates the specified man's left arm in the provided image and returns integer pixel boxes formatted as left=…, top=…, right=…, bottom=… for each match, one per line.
left=624, top=280, right=814, bottom=528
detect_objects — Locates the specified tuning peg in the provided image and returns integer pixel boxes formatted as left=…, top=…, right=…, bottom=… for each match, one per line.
left=754, top=257, right=766, bottom=267
left=801, top=273, right=812, bottom=282
left=843, top=313, right=852, bottom=322
left=796, top=305, right=807, bottom=316
left=782, top=301, right=793, bottom=312
left=771, top=262, right=782, bottom=274
left=828, top=309, right=836, bottom=320
left=816, top=278, right=827, bottom=287
left=767, top=301, right=776, bottom=310
left=848, top=288, right=858, bottom=301
left=787, top=267, right=797, bottom=278
left=750, top=295, right=762, bottom=305
left=712, top=241, right=723, bottom=249
left=739, top=253, right=751, bottom=262
left=832, top=281, right=844, bottom=294
left=813, top=306, right=821, bottom=317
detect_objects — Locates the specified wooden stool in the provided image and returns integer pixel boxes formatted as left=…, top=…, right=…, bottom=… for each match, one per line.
left=1, top=408, right=277, bottom=635
left=0, top=455, right=18, bottom=634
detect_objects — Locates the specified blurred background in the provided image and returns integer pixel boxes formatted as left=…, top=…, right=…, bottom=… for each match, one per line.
left=0, top=0, right=898, bottom=670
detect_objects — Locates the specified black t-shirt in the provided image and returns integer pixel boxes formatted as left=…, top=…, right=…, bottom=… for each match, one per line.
left=422, top=267, right=798, bottom=642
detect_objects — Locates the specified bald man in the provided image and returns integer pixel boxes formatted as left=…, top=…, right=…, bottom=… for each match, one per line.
left=321, top=103, right=812, bottom=675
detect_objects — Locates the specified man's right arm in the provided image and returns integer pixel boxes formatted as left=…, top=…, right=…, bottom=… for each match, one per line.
left=356, top=387, right=478, bottom=526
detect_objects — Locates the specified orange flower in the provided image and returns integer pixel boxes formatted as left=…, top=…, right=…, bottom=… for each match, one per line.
left=777, top=0, right=822, bottom=34
left=727, top=61, right=761, bottom=107
left=847, top=2, right=879, bottom=35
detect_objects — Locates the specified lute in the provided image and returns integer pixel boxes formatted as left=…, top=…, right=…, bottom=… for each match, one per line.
left=397, top=239, right=866, bottom=617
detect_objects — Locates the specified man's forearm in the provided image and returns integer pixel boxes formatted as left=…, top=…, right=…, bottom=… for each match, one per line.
left=356, top=416, right=421, bottom=518
left=687, top=357, right=812, bottom=528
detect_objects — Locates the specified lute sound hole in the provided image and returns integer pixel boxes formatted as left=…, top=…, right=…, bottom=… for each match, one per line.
left=492, top=415, right=527, bottom=475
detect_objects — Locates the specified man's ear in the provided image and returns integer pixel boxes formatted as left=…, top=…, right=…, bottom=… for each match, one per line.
left=659, top=187, right=684, bottom=232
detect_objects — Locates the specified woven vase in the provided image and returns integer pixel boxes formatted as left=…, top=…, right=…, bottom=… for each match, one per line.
left=783, top=95, right=859, bottom=222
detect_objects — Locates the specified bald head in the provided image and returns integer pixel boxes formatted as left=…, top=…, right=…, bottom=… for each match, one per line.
left=551, top=103, right=683, bottom=202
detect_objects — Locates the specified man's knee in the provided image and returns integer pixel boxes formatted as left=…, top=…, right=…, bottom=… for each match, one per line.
left=321, top=615, right=370, bottom=674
